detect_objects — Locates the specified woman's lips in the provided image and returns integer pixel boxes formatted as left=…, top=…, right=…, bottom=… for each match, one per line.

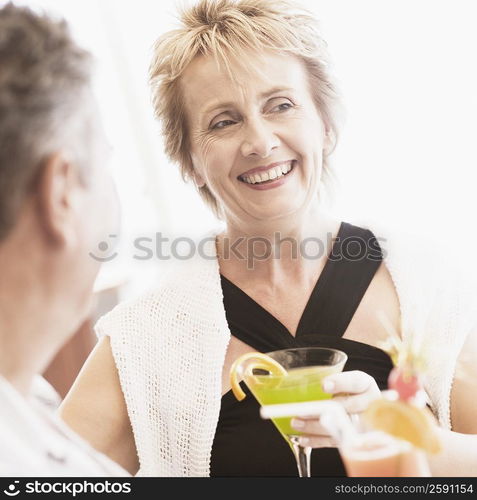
left=239, top=160, right=296, bottom=191
left=238, top=160, right=294, bottom=179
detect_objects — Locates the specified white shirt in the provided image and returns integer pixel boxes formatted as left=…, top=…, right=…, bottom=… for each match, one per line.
left=0, top=375, right=129, bottom=477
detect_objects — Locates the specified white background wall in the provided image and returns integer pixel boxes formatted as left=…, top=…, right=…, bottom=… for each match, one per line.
left=8, top=0, right=477, bottom=296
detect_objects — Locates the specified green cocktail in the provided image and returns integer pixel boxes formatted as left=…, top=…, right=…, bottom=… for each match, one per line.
left=233, top=347, right=348, bottom=477
left=245, top=365, right=341, bottom=438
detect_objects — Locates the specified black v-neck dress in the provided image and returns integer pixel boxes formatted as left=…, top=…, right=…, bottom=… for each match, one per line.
left=210, top=222, right=394, bottom=477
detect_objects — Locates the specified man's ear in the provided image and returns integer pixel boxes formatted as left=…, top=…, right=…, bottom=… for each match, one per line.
left=35, top=152, right=79, bottom=247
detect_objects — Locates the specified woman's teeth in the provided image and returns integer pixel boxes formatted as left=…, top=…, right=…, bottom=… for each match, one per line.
left=240, top=161, right=294, bottom=185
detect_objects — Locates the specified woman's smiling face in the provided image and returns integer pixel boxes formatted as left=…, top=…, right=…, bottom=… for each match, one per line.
left=182, top=50, right=330, bottom=225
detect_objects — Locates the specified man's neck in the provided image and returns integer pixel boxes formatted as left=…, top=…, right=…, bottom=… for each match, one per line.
left=0, top=287, right=59, bottom=396
left=0, top=244, right=70, bottom=397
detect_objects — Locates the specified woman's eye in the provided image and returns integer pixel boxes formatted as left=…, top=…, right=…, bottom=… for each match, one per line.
left=270, top=101, right=294, bottom=113
left=211, top=119, right=236, bottom=130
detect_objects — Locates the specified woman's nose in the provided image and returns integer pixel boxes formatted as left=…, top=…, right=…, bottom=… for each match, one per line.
left=240, top=118, right=280, bottom=159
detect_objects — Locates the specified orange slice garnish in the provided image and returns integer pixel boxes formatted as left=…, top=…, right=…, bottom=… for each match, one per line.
left=363, top=398, right=442, bottom=454
left=229, top=352, right=287, bottom=401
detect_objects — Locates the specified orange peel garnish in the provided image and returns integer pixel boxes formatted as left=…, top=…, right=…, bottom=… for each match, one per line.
left=229, top=352, right=287, bottom=401
left=364, top=398, right=442, bottom=454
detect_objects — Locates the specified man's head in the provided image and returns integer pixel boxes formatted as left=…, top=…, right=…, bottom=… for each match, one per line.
left=0, top=3, right=118, bottom=353
left=0, top=3, right=100, bottom=238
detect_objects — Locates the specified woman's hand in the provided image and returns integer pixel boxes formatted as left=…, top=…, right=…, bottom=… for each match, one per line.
left=291, top=370, right=382, bottom=448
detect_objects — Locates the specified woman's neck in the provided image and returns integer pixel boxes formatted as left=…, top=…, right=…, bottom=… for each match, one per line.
left=218, top=206, right=341, bottom=287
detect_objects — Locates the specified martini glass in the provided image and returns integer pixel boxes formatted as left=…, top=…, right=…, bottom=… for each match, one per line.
left=241, top=347, right=347, bottom=477
left=340, top=430, right=431, bottom=477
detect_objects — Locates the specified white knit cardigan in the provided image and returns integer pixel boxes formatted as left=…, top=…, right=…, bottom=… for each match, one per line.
left=95, top=224, right=477, bottom=477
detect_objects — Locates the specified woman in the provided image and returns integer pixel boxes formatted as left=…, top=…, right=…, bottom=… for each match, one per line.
left=60, top=0, right=477, bottom=476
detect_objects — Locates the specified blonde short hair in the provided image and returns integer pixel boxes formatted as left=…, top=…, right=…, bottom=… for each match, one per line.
left=149, top=0, right=341, bottom=217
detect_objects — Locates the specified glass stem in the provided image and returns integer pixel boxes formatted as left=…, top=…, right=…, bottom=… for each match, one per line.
left=290, top=437, right=312, bottom=477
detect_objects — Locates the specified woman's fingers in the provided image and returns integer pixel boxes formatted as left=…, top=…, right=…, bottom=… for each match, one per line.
left=332, top=391, right=381, bottom=414
left=291, top=417, right=329, bottom=436
left=323, top=370, right=381, bottom=414
left=288, top=371, right=382, bottom=449
left=288, top=370, right=383, bottom=449
left=322, top=370, right=378, bottom=396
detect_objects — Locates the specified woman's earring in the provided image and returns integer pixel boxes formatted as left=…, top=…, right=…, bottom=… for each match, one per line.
left=323, top=131, right=333, bottom=156
left=190, top=166, right=206, bottom=188
left=194, top=175, right=206, bottom=188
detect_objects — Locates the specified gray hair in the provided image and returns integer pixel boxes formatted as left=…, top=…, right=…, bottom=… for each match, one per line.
left=0, top=3, right=94, bottom=241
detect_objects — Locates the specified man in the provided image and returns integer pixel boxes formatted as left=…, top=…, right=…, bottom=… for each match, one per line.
left=0, top=3, right=127, bottom=475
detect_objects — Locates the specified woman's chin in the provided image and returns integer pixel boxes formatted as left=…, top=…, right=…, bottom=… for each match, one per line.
left=240, top=200, right=308, bottom=223
left=234, top=169, right=318, bottom=222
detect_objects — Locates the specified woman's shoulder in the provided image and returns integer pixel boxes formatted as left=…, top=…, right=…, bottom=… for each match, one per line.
left=95, top=232, right=223, bottom=339
left=360, top=218, right=477, bottom=330
left=357, top=218, right=460, bottom=278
